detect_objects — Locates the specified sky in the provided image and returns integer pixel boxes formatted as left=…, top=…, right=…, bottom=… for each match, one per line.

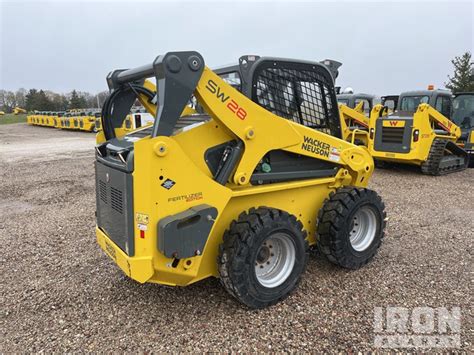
left=1, top=0, right=473, bottom=95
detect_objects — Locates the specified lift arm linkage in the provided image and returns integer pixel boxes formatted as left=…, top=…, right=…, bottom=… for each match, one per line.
left=195, top=67, right=373, bottom=186
left=417, top=103, right=461, bottom=138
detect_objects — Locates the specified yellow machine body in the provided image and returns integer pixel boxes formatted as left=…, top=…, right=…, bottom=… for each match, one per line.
left=13, top=107, right=27, bottom=115
left=47, top=112, right=56, bottom=127
left=71, top=113, right=80, bottom=130
left=80, top=113, right=97, bottom=132
left=367, top=103, right=460, bottom=166
left=339, top=103, right=371, bottom=145
left=96, top=64, right=375, bottom=286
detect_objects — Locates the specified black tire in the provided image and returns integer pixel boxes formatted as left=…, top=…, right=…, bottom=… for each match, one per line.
left=316, top=187, right=386, bottom=269
left=218, top=207, right=308, bottom=309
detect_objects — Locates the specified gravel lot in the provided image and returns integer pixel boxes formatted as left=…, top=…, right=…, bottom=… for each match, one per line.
left=1, top=123, right=472, bottom=352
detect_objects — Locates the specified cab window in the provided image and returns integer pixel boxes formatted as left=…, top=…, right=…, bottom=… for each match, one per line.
left=355, top=98, right=371, bottom=115
left=452, top=95, right=474, bottom=129
left=400, top=95, right=429, bottom=111
left=435, top=96, right=452, bottom=118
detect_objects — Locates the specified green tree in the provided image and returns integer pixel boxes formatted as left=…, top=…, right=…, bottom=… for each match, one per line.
left=25, top=89, right=39, bottom=111
left=36, top=90, right=53, bottom=110
left=69, top=90, right=88, bottom=109
left=446, top=52, right=474, bottom=93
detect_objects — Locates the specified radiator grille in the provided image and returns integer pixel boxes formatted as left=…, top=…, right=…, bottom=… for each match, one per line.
left=99, top=180, right=107, bottom=204
left=110, top=187, right=123, bottom=214
left=96, top=161, right=133, bottom=255
left=381, top=127, right=405, bottom=144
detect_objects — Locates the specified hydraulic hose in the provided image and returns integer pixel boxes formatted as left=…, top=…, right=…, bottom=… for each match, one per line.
left=101, top=83, right=156, bottom=140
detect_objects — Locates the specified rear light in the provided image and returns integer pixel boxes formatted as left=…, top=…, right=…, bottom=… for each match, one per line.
left=370, top=128, right=375, bottom=140
left=413, top=129, right=419, bottom=142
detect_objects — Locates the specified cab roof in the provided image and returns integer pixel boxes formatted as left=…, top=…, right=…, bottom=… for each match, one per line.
left=400, top=89, right=451, bottom=97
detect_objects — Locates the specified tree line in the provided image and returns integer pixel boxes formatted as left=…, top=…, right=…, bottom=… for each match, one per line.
left=0, top=89, right=109, bottom=113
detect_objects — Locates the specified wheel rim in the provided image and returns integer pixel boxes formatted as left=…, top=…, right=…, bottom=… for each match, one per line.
left=255, top=232, right=296, bottom=288
left=349, top=205, right=378, bottom=252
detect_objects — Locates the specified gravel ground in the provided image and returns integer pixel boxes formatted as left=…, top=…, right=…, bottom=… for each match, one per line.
left=1, top=123, right=473, bottom=352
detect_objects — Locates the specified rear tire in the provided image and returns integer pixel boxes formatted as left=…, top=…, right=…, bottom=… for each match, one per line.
left=316, top=187, right=386, bottom=269
left=218, top=207, right=308, bottom=309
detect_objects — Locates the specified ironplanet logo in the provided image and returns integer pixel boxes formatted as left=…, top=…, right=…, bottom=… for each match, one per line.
left=301, top=136, right=330, bottom=158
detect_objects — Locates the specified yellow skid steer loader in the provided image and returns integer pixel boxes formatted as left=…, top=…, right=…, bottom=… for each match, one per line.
left=95, top=52, right=386, bottom=308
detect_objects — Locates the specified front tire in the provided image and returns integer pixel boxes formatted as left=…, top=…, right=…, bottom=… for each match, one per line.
left=316, top=187, right=386, bottom=269
left=218, top=207, right=308, bottom=309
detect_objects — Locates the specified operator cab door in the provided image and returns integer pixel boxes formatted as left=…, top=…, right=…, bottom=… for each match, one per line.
left=249, top=59, right=341, bottom=138
left=434, top=94, right=452, bottom=119
left=246, top=58, right=342, bottom=183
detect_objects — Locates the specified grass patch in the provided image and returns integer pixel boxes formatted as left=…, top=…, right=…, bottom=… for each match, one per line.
left=0, top=114, right=28, bottom=125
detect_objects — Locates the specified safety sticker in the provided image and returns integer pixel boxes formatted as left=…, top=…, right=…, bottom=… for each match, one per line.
left=137, top=223, right=148, bottom=231
left=329, top=147, right=341, bottom=162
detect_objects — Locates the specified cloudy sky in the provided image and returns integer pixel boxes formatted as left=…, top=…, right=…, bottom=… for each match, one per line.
left=1, top=0, right=473, bottom=95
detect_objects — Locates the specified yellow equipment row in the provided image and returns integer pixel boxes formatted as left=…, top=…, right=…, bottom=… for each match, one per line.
left=27, top=109, right=157, bottom=135
left=13, top=107, right=27, bottom=115
left=27, top=111, right=99, bottom=132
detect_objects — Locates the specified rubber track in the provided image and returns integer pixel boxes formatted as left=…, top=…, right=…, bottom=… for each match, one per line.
left=421, top=138, right=468, bottom=175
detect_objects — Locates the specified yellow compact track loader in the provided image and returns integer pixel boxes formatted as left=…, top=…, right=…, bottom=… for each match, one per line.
left=13, top=107, right=27, bottom=115
left=368, top=89, right=469, bottom=175
left=337, top=93, right=376, bottom=116
left=95, top=52, right=387, bottom=309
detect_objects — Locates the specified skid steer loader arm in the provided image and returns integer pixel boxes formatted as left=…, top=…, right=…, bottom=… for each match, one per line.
left=101, top=51, right=374, bottom=187
left=417, top=104, right=461, bottom=138
left=195, top=68, right=373, bottom=186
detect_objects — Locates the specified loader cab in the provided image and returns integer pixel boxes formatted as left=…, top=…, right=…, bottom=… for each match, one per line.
left=337, top=93, right=375, bottom=116
left=381, top=95, right=399, bottom=113
left=214, top=55, right=341, bottom=138
left=397, top=90, right=452, bottom=118
left=452, top=93, right=474, bottom=132
left=214, top=64, right=242, bottom=91
left=452, top=93, right=474, bottom=153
